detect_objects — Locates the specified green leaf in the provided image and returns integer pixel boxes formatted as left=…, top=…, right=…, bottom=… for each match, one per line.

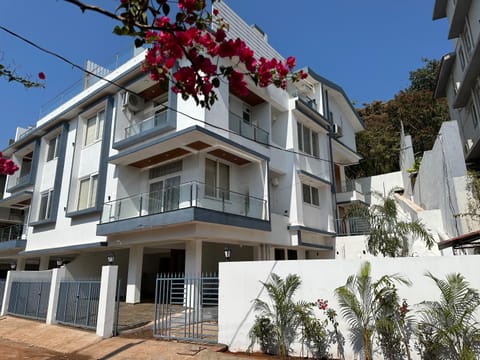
left=212, top=78, right=220, bottom=88
left=162, top=3, right=170, bottom=16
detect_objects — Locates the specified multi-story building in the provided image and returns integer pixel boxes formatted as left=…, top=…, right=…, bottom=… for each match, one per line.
left=433, top=0, right=480, bottom=168
left=0, top=2, right=363, bottom=302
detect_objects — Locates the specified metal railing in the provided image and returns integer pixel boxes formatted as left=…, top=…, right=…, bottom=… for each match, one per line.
left=100, top=181, right=268, bottom=224
left=124, top=111, right=168, bottom=139
left=0, top=224, right=26, bottom=243
left=56, top=280, right=101, bottom=330
left=336, top=217, right=370, bottom=235
left=0, top=280, right=5, bottom=309
left=154, top=273, right=219, bottom=343
left=39, top=46, right=136, bottom=118
left=229, top=112, right=269, bottom=145
left=338, top=179, right=364, bottom=194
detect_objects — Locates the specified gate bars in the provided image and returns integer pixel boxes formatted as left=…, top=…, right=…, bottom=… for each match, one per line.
left=154, top=273, right=219, bottom=343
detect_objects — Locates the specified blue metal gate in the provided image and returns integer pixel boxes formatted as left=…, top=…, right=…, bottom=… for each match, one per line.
left=56, top=280, right=101, bottom=329
left=154, top=273, right=219, bottom=343
left=8, top=281, right=51, bottom=320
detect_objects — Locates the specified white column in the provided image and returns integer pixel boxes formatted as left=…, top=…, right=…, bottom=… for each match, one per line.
left=126, top=246, right=143, bottom=304
left=0, top=270, right=13, bottom=316
left=184, top=241, right=202, bottom=309
left=16, top=258, right=26, bottom=271
left=39, top=256, right=49, bottom=270
left=46, top=267, right=66, bottom=324
left=185, top=240, right=202, bottom=275
left=96, top=265, right=118, bottom=338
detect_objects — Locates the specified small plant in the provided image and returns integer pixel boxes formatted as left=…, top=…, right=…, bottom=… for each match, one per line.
left=415, top=272, right=480, bottom=359
left=248, top=273, right=313, bottom=358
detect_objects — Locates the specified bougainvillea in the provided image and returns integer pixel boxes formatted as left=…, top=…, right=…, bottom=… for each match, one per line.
left=0, top=153, right=19, bottom=175
left=66, top=0, right=307, bottom=108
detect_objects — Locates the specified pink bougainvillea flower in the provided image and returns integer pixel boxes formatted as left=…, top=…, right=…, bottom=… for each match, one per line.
left=38, top=72, right=46, bottom=80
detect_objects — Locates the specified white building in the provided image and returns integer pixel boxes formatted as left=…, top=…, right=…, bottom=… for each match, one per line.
left=433, top=0, right=480, bottom=167
left=0, top=3, right=363, bottom=302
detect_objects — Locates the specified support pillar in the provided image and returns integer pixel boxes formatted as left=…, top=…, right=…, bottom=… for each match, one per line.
left=126, top=246, right=143, bottom=304
left=184, top=240, right=202, bottom=309
left=185, top=240, right=202, bottom=275
left=16, top=258, right=26, bottom=271
left=46, top=267, right=66, bottom=324
left=96, top=265, right=118, bottom=338
left=39, top=256, right=49, bottom=270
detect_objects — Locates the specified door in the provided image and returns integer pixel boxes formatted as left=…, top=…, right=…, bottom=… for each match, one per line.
left=148, top=176, right=180, bottom=214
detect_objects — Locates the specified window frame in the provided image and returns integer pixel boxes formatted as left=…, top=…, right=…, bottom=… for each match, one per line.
left=302, top=183, right=320, bottom=207
left=205, top=158, right=230, bottom=200
left=38, top=189, right=54, bottom=221
left=46, top=134, right=59, bottom=162
left=84, top=109, right=105, bottom=146
left=77, top=174, right=99, bottom=211
left=297, top=122, right=320, bottom=157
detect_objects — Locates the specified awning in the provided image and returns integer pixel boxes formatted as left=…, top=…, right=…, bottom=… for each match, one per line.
left=437, top=230, right=480, bottom=250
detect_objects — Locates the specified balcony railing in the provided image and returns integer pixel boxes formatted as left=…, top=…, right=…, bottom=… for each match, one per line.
left=124, top=111, right=168, bottom=139
left=0, top=224, right=26, bottom=243
left=339, top=179, right=364, bottom=194
left=336, top=217, right=370, bottom=236
left=229, top=112, right=268, bottom=145
left=100, top=181, right=268, bottom=224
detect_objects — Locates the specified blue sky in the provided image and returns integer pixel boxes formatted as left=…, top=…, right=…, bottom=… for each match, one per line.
left=0, top=1, right=450, bottom=148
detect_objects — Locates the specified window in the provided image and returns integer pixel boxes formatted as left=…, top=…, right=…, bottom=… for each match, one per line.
left=462, top=19, right=473, bottom=56
left=205, top=158, right=230, bottom=200
left=297, top=122, right=319, bottom=157
left=84, top=110, right=105, bottom=146
left=46, top=135, right=59, bottom=162
left=77, top=174, right=98, bottom=210
left=242, top=106, right=251, bottom=124
left=302, top=183, right=319, bottom=206
left=38, top=190, right=53, bottom=220
left=458, top=45, right=466, bottom=70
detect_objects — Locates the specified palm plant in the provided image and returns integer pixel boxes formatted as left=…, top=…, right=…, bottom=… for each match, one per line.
left=335, top=262, right=411, bottom=360
left=345, top=188, right=434, bottom=257
left=416, top=272, right=480, bottom=359
left=249, top=273, right=313, bottom=358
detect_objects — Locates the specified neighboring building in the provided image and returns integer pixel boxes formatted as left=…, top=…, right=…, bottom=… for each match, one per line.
left=0, top=2, right=363, bottom=302
left=433, top=0, right=480, bottom=168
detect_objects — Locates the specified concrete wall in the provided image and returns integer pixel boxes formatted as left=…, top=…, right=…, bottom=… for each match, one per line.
left=219, top=256, right=480, bottom=359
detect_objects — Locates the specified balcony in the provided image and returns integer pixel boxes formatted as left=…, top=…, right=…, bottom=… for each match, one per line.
left=336, top=217, right=370, bottom=236
left=0, top=224, right=26, bottom=243
left=114, top=109, right=175, bottom=149
left=229, top=112, right=268, bottom=145
left=336, top=179, right=366, bottom=204
left=124, top=111, right=168, bottom=139
left=97, top=181, right=269, bottom=235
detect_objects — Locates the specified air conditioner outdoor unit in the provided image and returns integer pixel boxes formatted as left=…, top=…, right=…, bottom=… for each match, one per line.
left=332, top=123, right=343, bottom=138
left=123, top=93, right=144, bottom=112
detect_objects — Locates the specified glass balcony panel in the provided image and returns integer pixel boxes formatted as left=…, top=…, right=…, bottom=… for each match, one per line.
left=100, top=181, right=268, bottom=224
left=228, top=112, right=269, bottom=145
left=0, top=224, right=27, bottom=242
left=124, top=111, right=168, bottom=140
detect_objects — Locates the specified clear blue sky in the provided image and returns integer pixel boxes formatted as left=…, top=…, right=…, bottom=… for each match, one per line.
left=0, top=1, right=450, bottom=148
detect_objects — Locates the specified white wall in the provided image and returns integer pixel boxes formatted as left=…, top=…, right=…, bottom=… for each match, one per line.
left=219, top=256, right=480, bottom=359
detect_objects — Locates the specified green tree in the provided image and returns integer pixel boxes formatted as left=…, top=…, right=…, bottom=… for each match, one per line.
left=249, top=273, right=316, bottom=358
left=335, top=262, right=411, bottom=360
left=350, top=58, right=449, bottom=178
left=416, top=273, right=480, bottom=359
left=345, top=189, right=435, bottom=257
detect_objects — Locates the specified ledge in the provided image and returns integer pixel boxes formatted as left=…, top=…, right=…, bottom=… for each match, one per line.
left=66, top=207, right=101, bottom=218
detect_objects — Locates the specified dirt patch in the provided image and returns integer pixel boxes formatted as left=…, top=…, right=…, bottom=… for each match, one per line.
left=0, top=339, right=92, bottom=360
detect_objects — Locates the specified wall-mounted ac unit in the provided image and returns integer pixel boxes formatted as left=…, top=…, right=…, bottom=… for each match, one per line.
left=123, top=93, right=144, bottom=112
left=332, top=123, right=343, bottom=138
left=465, top=138, right=474, bottom=152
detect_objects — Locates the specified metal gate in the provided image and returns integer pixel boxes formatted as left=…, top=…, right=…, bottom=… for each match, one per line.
left=154, top=273, right=219, bottom=343
left=56, top=280, right=101, bottom=329
left=8, top=281, right=51, bottom=320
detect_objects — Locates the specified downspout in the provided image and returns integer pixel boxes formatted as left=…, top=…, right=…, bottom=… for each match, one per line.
left=324, top=88, right=339, bottom=235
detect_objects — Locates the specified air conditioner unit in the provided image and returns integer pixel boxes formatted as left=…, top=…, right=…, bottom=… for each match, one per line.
left=332, top=123, right=343, bottom=138
left=465, top=138, right=474, bottom=152
left=123, top=93, right=144, bottom=112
